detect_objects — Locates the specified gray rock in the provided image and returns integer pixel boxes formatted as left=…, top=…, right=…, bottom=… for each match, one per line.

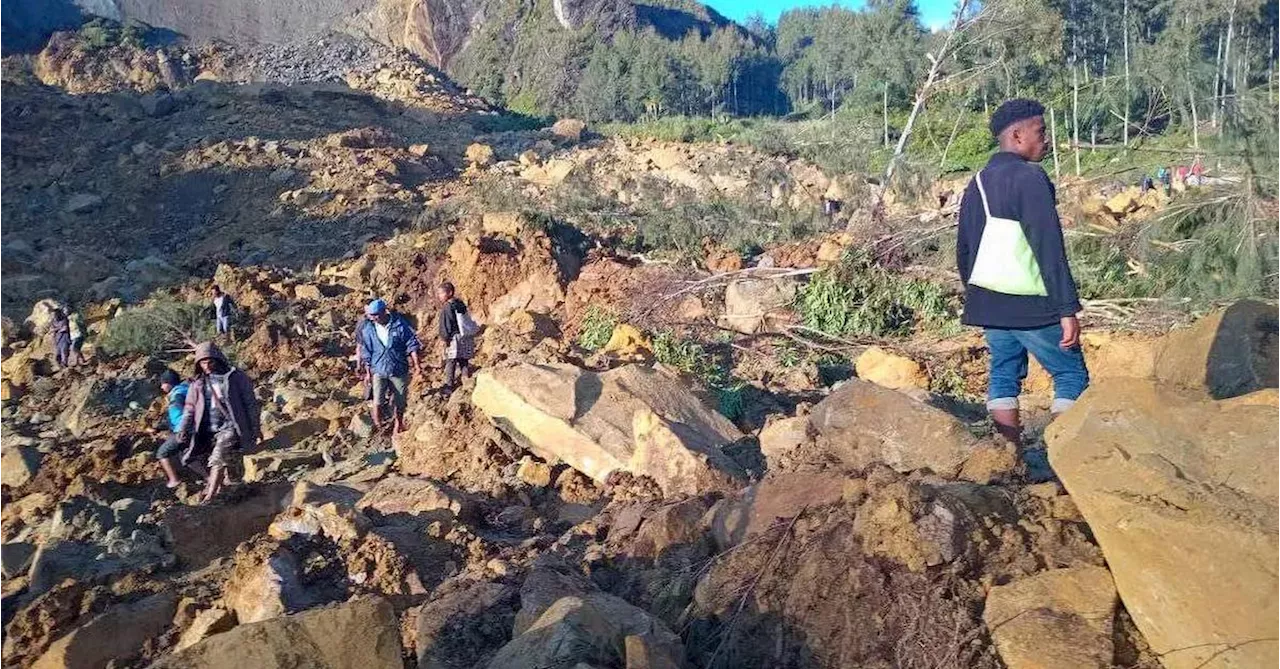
left=1, top=542, right=36, bottom=578
left=141, top=92, right=177, bottom=117
left=1, top=445, right=42, bottom=487
left=64, top=193, right=103, bottom=214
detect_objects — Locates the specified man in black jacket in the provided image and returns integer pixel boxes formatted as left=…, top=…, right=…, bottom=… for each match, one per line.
left=956, top=99, right=1089, bottom=445
left=436, top=282, right=475, bottom=393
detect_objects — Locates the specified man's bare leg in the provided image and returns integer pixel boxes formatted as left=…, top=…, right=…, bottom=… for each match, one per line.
left=201, top=465, right=224, bottom=503
left=158, top=457, right=181, bottom=488
left=991, top=408, right=1022, bottom=446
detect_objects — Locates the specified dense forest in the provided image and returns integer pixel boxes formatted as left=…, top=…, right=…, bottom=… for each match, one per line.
left=455, top=0, right=1279, bottom=156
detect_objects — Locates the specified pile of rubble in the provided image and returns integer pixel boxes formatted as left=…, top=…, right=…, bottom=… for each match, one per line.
left=2, top=190, right=1276, bottom=668
left=0, top=44, right=514, bottom=316
left=3, top=38, right=1277, bottom=669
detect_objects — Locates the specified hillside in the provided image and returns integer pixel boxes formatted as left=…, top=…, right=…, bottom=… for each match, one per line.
left=2, top=0, right=737, bottom=74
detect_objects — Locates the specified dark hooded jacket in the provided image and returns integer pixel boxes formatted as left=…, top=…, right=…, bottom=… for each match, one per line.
left=176, top=342, right=260, bottom=457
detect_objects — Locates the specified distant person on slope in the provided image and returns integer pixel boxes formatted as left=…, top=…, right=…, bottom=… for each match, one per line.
left=176, top=342, right=260, bottom=503
left=955, top=98, right=1089, bottom=445
left=210, top=285, right=236, bottom=340
left=49, top=307, right=72, bottom=370
left=357, top=299, right=423, bottom=434
left=155, top=369, right=195, bottom=489
left=67, top=307, right=86, bottom=367
left=436, top=282, right=477, bottom=394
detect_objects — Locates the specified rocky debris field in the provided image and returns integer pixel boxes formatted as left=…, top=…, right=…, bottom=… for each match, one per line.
left=2, top=33, right=1278, bottom=669
left=1, top=191, right=1277, bottom=668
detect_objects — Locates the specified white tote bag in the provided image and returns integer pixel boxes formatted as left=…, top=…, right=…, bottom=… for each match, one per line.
left=967, top=173, right=1048, bottom=296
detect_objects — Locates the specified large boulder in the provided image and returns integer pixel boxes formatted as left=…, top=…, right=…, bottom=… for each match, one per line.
left=416, top=581, right=519, bottom=669
left=486, top=272, right=565, bottom=326
left=58, top=376, right=157, bottom=438
left=486, top=592, right=684, bottom=669
left=1046, top=378, right=1279, bottom=669
left=719, top=277, right=799, bottom=334
left=357, top=476, right=477, bottom=523
left=472, top=362, right=745, bottom=496
left=757, top=415, right=812, bottom=464
left=221, top=543, right=311, bottom=624
left=1, top=444, right=43, bottom=487
left=267, top=481, right=369, bottom=542
left=28, top=497, right=172, bottom=595
left=982, top=566, right=1117, bottom=669
left=706, top=472, right=849, bottom=550
left=160, top=484, right=285, bottom=569
left=854, top=347, right=928, bottom=391
left=1154, top=299, right=1278, bottom=399
left=807, top=379, right=989, bottom=478
left=151, top=597, right=402, bottom=668
left=32, top=590, right=177, bottom=669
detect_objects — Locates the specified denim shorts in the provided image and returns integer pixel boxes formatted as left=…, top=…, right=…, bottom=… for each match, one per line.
left=985, top=323, right=1089, bottom=414
left=372, top=374, right=409, bottom=414
left=156, top=434, right=183, bottom=459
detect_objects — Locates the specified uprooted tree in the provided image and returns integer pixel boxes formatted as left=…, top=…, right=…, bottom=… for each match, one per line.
left=97, top=298, right=214, bottom=358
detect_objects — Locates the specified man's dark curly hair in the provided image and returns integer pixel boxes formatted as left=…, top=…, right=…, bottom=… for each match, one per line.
left=990, top=98, right=1046, bottom=138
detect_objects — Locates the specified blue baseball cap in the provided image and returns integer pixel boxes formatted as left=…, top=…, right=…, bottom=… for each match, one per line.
left=365, top=299, right=387, bottom=315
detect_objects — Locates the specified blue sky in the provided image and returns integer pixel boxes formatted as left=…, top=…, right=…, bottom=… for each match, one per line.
left=707, top=0, right=958, bottom=31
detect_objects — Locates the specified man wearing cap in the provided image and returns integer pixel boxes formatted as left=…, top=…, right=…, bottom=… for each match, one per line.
left=155, top=369, right=192, bottom=488
left=956, top=98, right=1089, bottom=445
left=176, top=342, right=260, bottom=502
left=356, top=298, right=423, bottom=435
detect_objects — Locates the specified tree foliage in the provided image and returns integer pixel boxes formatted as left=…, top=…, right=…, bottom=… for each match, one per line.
left=449, top=0, right=1277, bottom=158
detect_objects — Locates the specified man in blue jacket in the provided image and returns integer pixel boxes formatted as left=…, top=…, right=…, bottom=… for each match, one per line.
left=357, top=298, right=423, bottom=435
left=956, top=99, right=1089, bottom=445
left=156, top=369, right=192, bottom=488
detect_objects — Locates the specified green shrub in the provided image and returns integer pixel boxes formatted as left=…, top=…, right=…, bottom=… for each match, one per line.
left=577, top=307, right=618, bottom=351
left=797, top=249, right=960, bottom=338
left=716, top=383, right=748, bottom=421
left=78, top=19, right=117, bottom=50
left=98, top=299, right=214, bottom=358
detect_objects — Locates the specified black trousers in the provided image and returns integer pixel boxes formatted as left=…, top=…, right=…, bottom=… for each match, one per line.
left=444, top=358, right=472, bottom=388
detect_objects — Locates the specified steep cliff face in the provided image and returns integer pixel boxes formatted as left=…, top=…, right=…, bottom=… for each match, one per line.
left=402, top=0, right=484, bottom=69
left=2, top=0, right=484, bottom=68
left=3, top=0, right=727, bottom=68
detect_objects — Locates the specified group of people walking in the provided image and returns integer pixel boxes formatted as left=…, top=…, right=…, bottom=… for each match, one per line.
left=149, top=280, right=476, bottom=501
left=51, top=96, right=1094, bottom=501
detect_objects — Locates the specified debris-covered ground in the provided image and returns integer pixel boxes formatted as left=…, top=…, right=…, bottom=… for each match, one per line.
left=2, top=29, right=1278, bottom=669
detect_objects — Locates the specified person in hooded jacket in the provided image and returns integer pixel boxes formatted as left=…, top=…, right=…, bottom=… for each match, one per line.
left=436, top=282, right=475, bottom=393
left=49, top=307, right=72, bottom=370
left=175, top=341, right=260, bottom=503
